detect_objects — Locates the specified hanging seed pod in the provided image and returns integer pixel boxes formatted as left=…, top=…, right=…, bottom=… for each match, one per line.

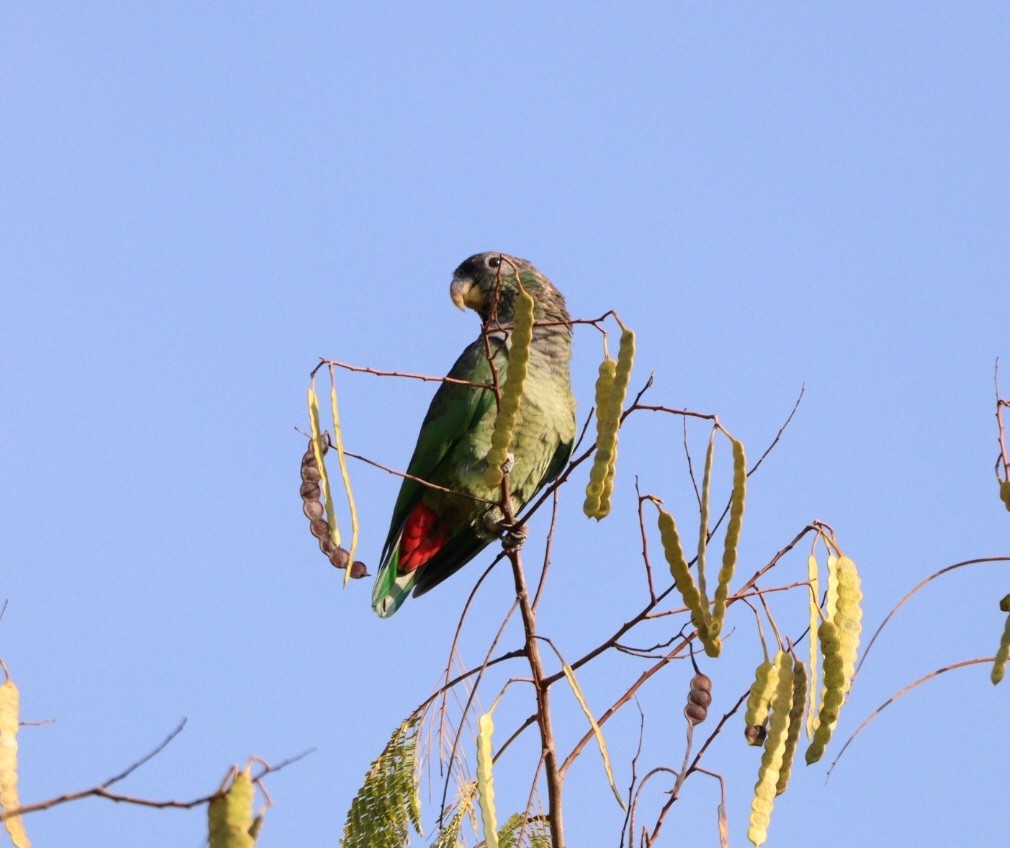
left=744, top=659, right=778, bottom=746
left=747, top=651, right=794, bottom=847
left=709, top=437, right=746, bottom=638
left=775, top=658, right=807, bottom=796
left=991, top=594, right=1010, bottom=685
left=584, top=357, right=618, bottom=519
left=655, top=505, right=710, bottom=640
left=806, top=554, right=821, bottom=739
left=685, top=672, right=713, bottom=725
left=1000, top=480, right=1010, bottom=512
left=0, top=662, right=29, bottom=848
left=805, top=620, right=845, bottom=764
left=832, top=556, right=863, bottom=698
left=583, top=325, right=635, bottom=520
left=301, top=440, right=368, bottom=579
left=483, top=286, right=535, bottom=489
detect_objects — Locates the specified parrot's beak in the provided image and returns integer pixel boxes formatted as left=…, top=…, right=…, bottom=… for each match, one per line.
left=450, top=274, right=484, bottom=312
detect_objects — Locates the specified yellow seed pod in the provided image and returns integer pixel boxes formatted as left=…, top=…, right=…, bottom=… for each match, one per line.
left=476, top=712, right=499, bottom=848
left=744, top=659, right=779, bottom=746
left=696, top=432, right=716, bottom=602
left=991, top=597, right=1010, bottom=685
left=656, top=506, right=709, bottom=635
left=584, top=357, right=618, bottom=519
left=805, top=620, right=845, bottom=764
left=806, top=553, right=821, bottom=739
left=775, top=658, right=807, bottom=796
left=209, top=767, right=255, bottom=848
left=483, top=287, right=535, bottom=488
left=1000, top=480, right=1010, bottom=512
left=832, top=556, right=863, bottom=697
left=0, top=665, right=29, bottom=848
left=584, top=325, right=634, bottom=520
left=711, top=437, right=746, bottom=634
left=747, top=651, right=794, bottom=847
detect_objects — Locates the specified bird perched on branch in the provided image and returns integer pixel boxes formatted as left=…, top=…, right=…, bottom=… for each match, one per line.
left=372, top=252, right=576, bottom=617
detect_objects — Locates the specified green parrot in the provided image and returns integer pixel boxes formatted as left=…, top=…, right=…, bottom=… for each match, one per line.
left=372, top=252, right=576, bottom=617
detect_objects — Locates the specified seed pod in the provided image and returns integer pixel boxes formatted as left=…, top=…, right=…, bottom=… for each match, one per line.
left=476, top=712, right=499, bottom=848
left=833, top=556, right=863, bottom=699
left=775, top=658, right=807, bottom=796
left=1000, top=480, right=1010, bottom=512
left=307, top=385, right=340, bottom=550
left=302, top=439, right=368, bottom=579
left=0, top=664, right=29, bottom=848
left=744, top=659, right=778, bottom=746
left=655, top=505, right=709, bottom=638
left=991, top=596, right=1010, bottom=685
left=208, top=766, right=255, bottom=848
left=584, top=357, right=618, bottom=519
left=710, top=437, right=746, bottom=637
left=806, top=554, right=821, bottom=739
left=747, top=651, right=794, bottom=847
left=685, top=672, right=713, bottom=725
left=584, top=326, right=635, bottom=520
left=483, top=286, right=535, bottom=489
left=805, top=620, right=845, bottom=764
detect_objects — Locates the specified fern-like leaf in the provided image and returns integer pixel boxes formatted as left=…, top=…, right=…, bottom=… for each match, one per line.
left=342, top=711, right=423, bottom=848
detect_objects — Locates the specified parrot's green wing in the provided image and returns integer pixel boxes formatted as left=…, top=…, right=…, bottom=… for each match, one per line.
left=372, top=339, right=505, bottom=613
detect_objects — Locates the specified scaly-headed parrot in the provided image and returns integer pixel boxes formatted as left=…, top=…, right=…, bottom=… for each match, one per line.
left=372, top=252, right=576, bottom=617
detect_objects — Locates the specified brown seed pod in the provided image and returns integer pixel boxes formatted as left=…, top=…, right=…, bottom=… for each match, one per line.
left=301, top=438, right=367, bottom=579
left=685, top=672, right=713, bottom=725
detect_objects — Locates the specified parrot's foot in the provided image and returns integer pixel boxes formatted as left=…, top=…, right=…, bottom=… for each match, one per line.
left=478, top=507, right=528, bottom=552
left=500, top=451, right=515, bottom=475
left=501, top=522, right=528, bottom=552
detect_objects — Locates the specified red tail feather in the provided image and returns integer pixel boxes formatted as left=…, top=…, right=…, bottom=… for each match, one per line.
left=400, top=502, right=450, bottom=572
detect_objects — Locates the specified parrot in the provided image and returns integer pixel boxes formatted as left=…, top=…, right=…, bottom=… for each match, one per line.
left=372, top=252, right=576, bottom=617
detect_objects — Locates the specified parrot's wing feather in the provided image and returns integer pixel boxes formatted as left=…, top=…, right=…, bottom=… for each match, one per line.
left=380, top=339, right=502, bottom=562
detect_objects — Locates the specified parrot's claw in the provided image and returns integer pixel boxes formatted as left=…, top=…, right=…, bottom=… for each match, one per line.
left=501, top=522, right=528, bottom=552
left=500, top=451, right=515, bottom=475
left=478, top=507, right=528, bottom=552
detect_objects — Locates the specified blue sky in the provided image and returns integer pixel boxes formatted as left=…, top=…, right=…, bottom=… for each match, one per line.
left=3, top=4, right=1009, bottom=846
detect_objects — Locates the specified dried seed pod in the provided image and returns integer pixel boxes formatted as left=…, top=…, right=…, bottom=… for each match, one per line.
left=685, top=672, right=713, bottom=725
left=747, top=651, right=794, bottom=847
left=775, top=657, right=807, bottom=796
left=483, top=286, right=535, bottom=488
left=301, top=437, right=367, bottom=579
left=744, top=659, right=778, bottom=746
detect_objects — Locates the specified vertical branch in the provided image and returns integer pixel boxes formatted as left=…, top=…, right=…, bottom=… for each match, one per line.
left=508, top=543, right=566, bottom=848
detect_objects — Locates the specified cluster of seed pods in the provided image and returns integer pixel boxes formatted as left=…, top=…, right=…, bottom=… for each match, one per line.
left=301, top=438, right=367, bottom=579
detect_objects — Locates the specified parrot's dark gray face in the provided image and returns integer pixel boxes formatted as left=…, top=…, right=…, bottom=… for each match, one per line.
left=449, top=252, right=543, bottom=324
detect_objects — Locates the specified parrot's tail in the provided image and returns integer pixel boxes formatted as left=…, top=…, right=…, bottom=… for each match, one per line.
left=372, top=554, right=417, bottom=618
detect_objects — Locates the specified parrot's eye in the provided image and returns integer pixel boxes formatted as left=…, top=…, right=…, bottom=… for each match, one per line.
left=486, top=256, right=501, bottom=269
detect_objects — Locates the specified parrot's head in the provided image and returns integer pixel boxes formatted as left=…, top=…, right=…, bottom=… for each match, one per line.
left=449, top=252, right=567, bottom=326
